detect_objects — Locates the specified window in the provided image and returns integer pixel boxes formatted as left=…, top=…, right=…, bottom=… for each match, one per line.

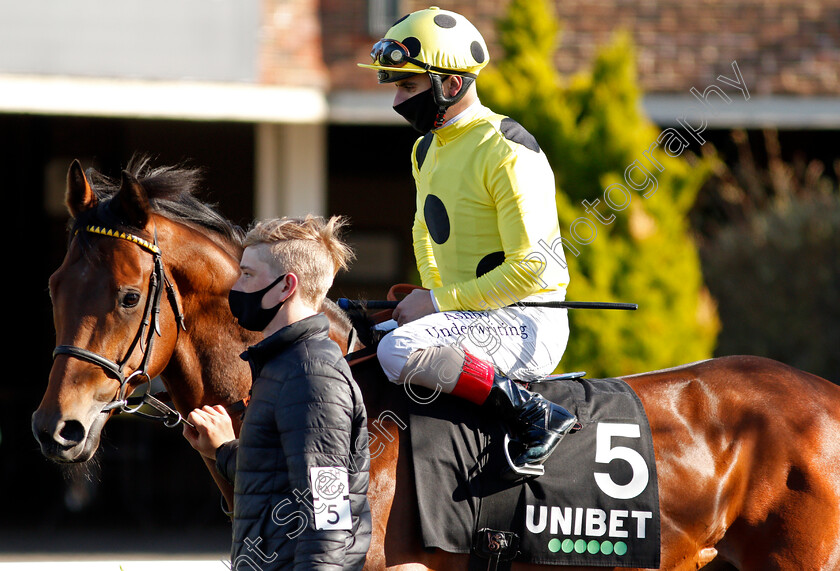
left=367, top=0, right=402, bottom=37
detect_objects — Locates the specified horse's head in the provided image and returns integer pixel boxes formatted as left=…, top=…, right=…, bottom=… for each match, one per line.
left=33, top=160, right=185, bottom=462
left=34, top=158, right=359, bottom=467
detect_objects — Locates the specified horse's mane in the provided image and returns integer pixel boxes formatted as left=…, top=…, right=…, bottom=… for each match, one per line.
left=70, top=156, right=363, bottom=348
left=321, top=297, right=355, bottom=344
left=70, top=155, right=245, bottom=251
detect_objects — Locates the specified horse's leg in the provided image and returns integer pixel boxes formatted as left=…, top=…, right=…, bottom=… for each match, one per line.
left=200, top=456, right=234, bottom=515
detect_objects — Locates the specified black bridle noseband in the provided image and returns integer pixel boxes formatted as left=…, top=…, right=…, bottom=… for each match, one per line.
left=52, top=224, right=191, bottom=428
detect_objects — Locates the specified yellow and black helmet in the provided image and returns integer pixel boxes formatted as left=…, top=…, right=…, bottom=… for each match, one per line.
left=358, top=6, right=489, bottom=84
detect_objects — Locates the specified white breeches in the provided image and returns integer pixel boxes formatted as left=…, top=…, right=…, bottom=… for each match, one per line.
left=376, top=292, right=570, bottom=382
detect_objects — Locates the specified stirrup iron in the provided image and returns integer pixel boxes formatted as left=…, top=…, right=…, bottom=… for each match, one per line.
left=501, top=432, right=546, bottom=479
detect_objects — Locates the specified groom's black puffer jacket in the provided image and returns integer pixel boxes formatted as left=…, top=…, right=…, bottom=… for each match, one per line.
left=216, top=313, right=371, bottom=570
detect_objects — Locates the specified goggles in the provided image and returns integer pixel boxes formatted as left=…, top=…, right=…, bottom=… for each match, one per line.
left=370, top=39, right=415, bottom=68
left=367, top=38, right=478, bottom=79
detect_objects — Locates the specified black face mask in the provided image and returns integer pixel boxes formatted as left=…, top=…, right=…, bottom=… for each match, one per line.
left=393, top=88, right=441, bottom=134
left=228, top=274, right=287, bottom=332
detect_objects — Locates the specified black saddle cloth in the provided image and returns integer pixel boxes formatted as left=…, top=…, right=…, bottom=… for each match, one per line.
left=408, top=377, right=661, bottom=568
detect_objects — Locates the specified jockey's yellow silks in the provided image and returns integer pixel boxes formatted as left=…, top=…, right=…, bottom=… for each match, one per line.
left=411, top=105, right=570, bottom=312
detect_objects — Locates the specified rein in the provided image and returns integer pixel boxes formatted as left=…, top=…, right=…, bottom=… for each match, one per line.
left=52, top=224, right=191, bottom=428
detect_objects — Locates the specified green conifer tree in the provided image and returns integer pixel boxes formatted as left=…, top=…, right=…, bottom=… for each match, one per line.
left=478, top=0, right=719, bottom=377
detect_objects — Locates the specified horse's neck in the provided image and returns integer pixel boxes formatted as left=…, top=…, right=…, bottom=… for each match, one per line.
left=158, top=222, right=259, bottom=416
left=164, top=299, right=257, bottom=413
left=153, top=219, right=381, bottom=421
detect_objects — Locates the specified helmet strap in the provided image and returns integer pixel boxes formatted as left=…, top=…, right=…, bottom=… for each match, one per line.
left=430, top=73, right=476, bottom=128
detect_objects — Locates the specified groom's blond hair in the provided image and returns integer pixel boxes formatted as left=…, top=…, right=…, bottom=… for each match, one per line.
left=244, top=215, right=354, bottom=308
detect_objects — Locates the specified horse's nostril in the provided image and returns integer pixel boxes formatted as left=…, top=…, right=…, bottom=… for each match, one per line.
left=58, top=420, right=86, bottom=446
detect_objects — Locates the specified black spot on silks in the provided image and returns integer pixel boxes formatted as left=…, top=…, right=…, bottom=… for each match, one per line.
left=415, top=132, right=434, bottom=170
left=424, top=194, right=450, bottom=244
left=476, top=251, right=505, bottom=277
left=433, top=14, right=457, bottom=28
left=393, top=14, right=409, bottom=26
left=402, top=36, right=422, bottom=57
left=470, top=41, right=485, bottom=64
left=500, top=118, right=540, bottom=153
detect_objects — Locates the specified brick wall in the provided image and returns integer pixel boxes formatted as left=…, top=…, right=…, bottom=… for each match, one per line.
left=321, top=0, right=375, bottom=90
left=260, top=0, right=328, bottom=88
left=319, top=0, right=840, bottom=96
left=552, top=0, right=840, bottom=95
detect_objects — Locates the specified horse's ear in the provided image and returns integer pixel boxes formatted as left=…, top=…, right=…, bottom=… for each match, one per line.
left=66, top=159, right=97, bottom=218
left=111, top=170, right=151, bottom=228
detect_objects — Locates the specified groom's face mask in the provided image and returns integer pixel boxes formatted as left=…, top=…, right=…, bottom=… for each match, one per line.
left=228, top=273, right=287, bottom=332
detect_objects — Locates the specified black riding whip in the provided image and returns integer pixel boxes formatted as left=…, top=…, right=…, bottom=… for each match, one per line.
left=337, top=298, right=637, bottom=311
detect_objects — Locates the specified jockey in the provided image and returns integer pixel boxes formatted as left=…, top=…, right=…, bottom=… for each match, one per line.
left=359, top=7, right=576, bottom=477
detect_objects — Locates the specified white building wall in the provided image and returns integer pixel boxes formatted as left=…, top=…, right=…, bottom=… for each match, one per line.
left=0, top=0, right=261, bottom=82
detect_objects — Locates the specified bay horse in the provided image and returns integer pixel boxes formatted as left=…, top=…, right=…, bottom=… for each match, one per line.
left=35, top=159, right=840, bottom=570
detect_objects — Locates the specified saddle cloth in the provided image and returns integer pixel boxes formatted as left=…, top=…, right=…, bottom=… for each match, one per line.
left=407, top=377, right=660, bottom=568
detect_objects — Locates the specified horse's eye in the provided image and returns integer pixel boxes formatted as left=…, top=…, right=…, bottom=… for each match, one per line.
left=122, top=292, right=142, bottom=308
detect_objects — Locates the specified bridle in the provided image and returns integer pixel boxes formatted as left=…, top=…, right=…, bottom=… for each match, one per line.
left=52, top=224, right=191, bottom=428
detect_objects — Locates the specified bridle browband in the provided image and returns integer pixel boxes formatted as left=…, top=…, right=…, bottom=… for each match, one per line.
left=52, top=224, right=191, bottom=428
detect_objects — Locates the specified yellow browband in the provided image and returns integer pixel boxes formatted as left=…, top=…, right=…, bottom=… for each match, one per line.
left=78, top=225, right=161, bottom=255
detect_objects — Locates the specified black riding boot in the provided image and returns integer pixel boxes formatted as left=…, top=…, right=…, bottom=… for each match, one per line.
left=397, top=346, right=576, bottom=478
left=485, top=374, right=576, bottom=477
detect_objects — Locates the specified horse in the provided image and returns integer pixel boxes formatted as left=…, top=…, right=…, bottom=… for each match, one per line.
left=35, top=159, right=840, bottom=570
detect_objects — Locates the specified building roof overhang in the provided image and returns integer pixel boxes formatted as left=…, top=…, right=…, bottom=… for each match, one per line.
left=0, top=74, right=328, bottom=123
left=3, top=75, right=838, bottom=130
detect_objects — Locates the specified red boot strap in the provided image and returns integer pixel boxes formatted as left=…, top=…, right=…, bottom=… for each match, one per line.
left=451, top=350, right=494, bottom=405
